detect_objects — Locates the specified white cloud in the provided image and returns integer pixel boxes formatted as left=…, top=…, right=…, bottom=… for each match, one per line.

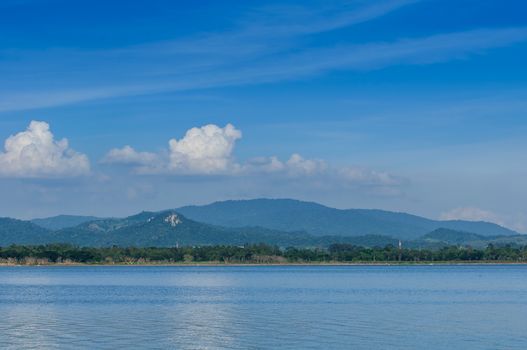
left=4, top=0, right=527, bottom=112
left=102, top=123, right=244, bottom=175
left=244, top=154, right=327, bottom=176
left=0, top=121, right=90, bottom=178
left=102, top=124, right=243, bottom=175
left=440, top=207, right=504, bottom=225
left=245, top=156, right=286, bottom=173
left=338, top=167, right=400, bottom=186
left=168, top=123, right=242, bottom=174
left=246, top=155, right=399, bottom=188
left=102, top=145, right=163, bottom=174
left=101, top=123, right=402, bottom=196
left=103, top=145, right=159, bottom=165
left=285, top=153, right=327, bottom=176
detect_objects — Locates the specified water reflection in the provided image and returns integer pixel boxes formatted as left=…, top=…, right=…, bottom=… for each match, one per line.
left=163, top=269, right=240, bottom=348
left=167, top=303, right=238, bottom=349
left=1, top=299, right=59, bottom=349
left=0, top=266, right=526, bottom=349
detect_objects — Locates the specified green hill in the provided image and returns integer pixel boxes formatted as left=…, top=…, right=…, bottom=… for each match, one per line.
left=0, top=217, right=53, bottom=246
left=410, top=228, right=527, bottom=249
left=422, top=228, right=487, bottom=244
left=1, top=199, right=523, bottom=248
left=52, top=211, right=399, bottom=247
left=31, top=215, right=102, bottom=230
left=0, top=211, right=395, bottom=248
left=177, top=199, right=518, bottom=239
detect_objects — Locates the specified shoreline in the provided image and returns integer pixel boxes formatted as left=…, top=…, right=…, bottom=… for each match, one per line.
left=1, top=261, right=526, bottom=267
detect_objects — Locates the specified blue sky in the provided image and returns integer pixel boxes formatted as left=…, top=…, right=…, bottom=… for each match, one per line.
left=1, top=0, right=527, bottom=231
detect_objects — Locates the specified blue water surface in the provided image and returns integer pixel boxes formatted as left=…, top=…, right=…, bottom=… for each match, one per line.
left=0, top=265, right=526, bottom=349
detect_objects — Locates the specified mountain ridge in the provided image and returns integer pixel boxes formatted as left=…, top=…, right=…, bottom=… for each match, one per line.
left=2, top=212, right=397, bottom=248
left=31, top=215, right=103, bottom=230
left=2, top=198, right=521, bottom=248
left=177, top=198, right=518, bottom=239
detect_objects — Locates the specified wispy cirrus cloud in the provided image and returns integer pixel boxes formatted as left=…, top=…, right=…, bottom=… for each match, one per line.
left=2, top=0, right=527, bottom=112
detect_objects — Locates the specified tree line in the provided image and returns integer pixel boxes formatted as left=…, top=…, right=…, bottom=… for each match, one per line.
left=1, top=243, right=526, bottom=265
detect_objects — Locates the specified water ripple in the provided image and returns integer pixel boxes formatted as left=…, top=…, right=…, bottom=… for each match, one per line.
left=0, top=265, right=526, bottom=349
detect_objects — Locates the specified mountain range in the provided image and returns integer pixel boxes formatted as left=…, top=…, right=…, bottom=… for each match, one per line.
left=177, top=199, right=517, bottom=238
left=410, top=228, right=527, bottom=249
left=1, top=211, right=397, bottom=248
left=0, top=199, right=523, bottom=248
left=31, top=215, right=102, bottom=230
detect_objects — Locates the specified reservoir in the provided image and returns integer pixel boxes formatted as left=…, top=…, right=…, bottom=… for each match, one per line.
left=0, top=265, right=526, bottom=349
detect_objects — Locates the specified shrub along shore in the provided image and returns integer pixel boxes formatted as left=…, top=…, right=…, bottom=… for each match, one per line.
left=1, top=243, right=527, bottom=265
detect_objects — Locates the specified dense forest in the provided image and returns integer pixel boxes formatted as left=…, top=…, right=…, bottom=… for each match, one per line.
left=1, top=243, right=527, bottom=265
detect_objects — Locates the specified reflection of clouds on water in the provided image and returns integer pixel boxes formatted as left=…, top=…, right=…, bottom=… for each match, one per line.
left=167, top=302, right=241, bottom=349
left=0, top=303, right=59, bottom=349
left=0, top=268, right=54, bottom=286
left=1, top=266, right=524, bottom=348
left=0, top=270, right=59, bottom=349
left=166, top=269, right=238, bottom=288
left=164, top=271, right=242, bottom=349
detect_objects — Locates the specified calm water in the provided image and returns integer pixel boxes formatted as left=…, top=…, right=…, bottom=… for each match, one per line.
left=0, top=265, right=526, bottom=349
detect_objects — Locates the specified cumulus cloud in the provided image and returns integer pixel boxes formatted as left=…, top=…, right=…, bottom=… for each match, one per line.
left=247, top=155, right=398, bottom=188
left=245, top=154, right=327, bottom=176
left=101, top=122, right=402, bottom=194
left=168, top=123, right=242, bottom=174
left=285, top=153, right=328, bottom=176
left=103, top=145, right=158, bottom=165
left=244, top=154, right=327, bottom=177
left=102, top=123, right=242, bottom=175
left=245, top=156, right=286, bottom=173
left=0, top=121, right=90, bottom=178
left=102, top=145, right=164, bottom=174
left=338, top=167, right=400, bottom=186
